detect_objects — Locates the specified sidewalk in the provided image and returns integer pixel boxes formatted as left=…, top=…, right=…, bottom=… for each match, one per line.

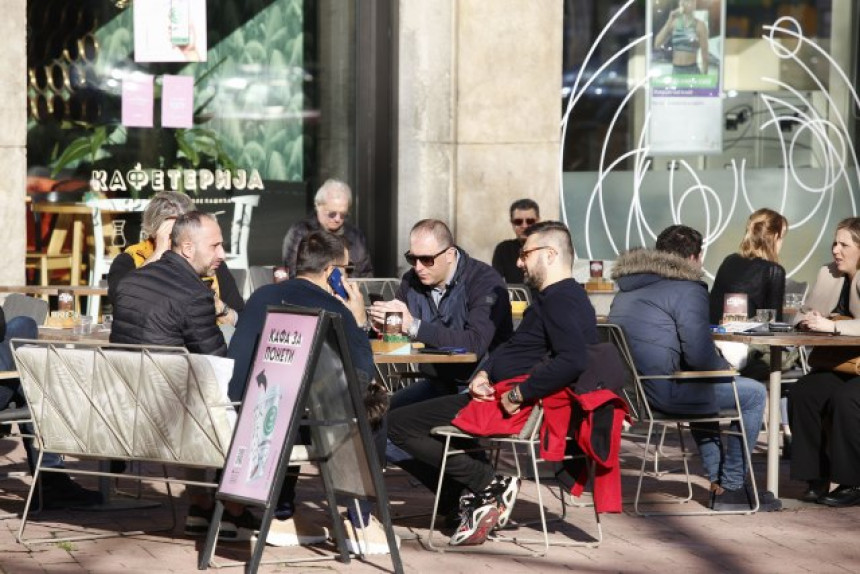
left=0, top=432, right=858, bottom=574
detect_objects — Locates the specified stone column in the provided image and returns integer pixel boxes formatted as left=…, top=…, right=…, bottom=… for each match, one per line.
left=397, top=0, right=562, bottom=268
left=0, top=3, right=26, bottom=286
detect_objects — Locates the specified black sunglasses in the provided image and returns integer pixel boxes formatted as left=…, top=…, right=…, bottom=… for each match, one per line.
left=511, top=218, right=537, bottom=226
left=404, top=247, right=450, bottom=267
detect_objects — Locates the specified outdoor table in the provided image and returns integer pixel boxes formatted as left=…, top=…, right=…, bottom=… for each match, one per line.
left=713, top=331, right=860, bottom=497
left=38, top=324, right=111, bottom=344
left=0, top=285, right=108, bottom=297
left=371, top=340, right=477, bottom=393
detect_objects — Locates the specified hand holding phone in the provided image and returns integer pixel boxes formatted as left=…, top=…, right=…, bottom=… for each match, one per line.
left=328, top=267, right=349, bottom=299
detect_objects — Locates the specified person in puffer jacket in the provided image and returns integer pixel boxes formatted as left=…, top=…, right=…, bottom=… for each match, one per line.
left=111, top=210, right=227, bottom=356
left=609, top=224, right=780, bottom=512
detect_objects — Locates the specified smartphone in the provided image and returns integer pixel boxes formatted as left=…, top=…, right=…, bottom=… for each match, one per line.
left=328, top=267, right=349, bottom=299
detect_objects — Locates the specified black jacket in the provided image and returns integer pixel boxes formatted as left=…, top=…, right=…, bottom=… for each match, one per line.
left=281, top=214, right=373, bottom=278
left=398, top=248, right=513, bottom=384
left=709, top=253, right=786, bottom=324
left=110, top=251, right=227, bottom=356
left=107, top=251, right=245, bottom=313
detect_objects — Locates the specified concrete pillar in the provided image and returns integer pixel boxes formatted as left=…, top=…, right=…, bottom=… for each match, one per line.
left=397, top=0, right=562, bottom=268
left=0, top=4, right=27, bottom=285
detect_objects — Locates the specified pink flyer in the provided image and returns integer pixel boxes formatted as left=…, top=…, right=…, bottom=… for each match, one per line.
left=161, top=74, right=194, bottom=128
left=121, top=73, right=154, bottom=128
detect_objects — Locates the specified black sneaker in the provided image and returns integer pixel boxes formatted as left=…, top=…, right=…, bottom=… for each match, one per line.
left=219, top=508, right=261, bottom=542
left=448, top=492, right=499, bottom=546
left=712, top=485, right=782, bottom=512
left=184, top=504, right=212, bottom=537
left=35, top=473, right=103, bottom=510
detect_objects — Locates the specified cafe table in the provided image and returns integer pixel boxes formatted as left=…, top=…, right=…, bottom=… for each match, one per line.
left=371, top=340, right=478, bottom=393
left=713, top=331, right=860, bottom=497
left=38, top=324, right=111, bottom=344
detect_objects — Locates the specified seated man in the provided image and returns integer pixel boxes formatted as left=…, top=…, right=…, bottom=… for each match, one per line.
left=492, top=198, right=540, bottom=284
left=110, top=212, right=258, bottom=537
left=388, top=221, right=597, bottom=545
left=228, top=231, right=393, bottom=555
left=281, top=179, right=373, bottom=278
left=0, top=308, right=102, bottom=508
left=369, top=219, right=512, bottom=409
left=608, top=224, right=780, bottom=512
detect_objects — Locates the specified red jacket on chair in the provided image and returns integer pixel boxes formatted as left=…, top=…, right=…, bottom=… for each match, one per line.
left=451, top=376, right=629, bottom=513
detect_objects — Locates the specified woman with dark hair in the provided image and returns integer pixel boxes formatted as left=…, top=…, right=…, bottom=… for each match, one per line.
left=790, top=217, right=860, bottom=506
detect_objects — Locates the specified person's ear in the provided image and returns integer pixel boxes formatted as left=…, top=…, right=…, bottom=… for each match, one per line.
left=178, top=240, right=195, bottom=260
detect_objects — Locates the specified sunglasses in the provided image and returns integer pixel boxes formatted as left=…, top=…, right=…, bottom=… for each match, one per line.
left=518, top=245, right=554, bottom=261
left=511, top=218, right=537, bottom=226
left=336, top=263, right=356, bottom=274
left=324, top=211, right=349, bottom=221
left=404, top=247, right=450, bottom=267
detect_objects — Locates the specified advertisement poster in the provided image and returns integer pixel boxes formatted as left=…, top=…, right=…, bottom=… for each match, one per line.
left=134, top=0, right=208, bottom=63
left=161, top=74, right=194, bottom=128
left=218, top=311, right=320, bottom=503
left=121, top=73, right=154, bottom=128
left=648, top=0, right=724, bottom=155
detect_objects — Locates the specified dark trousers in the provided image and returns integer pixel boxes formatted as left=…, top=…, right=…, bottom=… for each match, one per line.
left=789, top=371, right=860, bottom=485
left=388, top=393, right=495, bottom=496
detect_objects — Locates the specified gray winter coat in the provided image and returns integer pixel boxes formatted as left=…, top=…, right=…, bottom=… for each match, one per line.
left=608, top=249, right=730, bottom=414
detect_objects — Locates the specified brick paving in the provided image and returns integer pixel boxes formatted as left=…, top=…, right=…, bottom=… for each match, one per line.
left=0, top=431, right=857, bottom=574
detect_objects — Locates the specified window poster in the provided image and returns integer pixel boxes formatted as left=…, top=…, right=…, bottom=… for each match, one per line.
left=134, top=0, right=208, bottom=63
left=647, top=0, right=725, bottom=155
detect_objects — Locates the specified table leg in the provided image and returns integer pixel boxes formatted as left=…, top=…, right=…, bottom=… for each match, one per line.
left=766, top=348, right=784, bottom=497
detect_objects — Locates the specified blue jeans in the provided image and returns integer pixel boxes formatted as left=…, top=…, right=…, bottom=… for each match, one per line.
left=689, top=376, right=765, bottom=491
left=0, top=316, right=63, bottom=471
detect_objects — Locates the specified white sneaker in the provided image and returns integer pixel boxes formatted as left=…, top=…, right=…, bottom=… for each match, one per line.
left=344, top=515, right=401, bottom=556
left=263, top=514, right=329, bottom=547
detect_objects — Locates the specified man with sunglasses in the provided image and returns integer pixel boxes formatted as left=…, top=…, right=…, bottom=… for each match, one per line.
left=491, top=198, right=540, bottom=283
left=281, top=179, right=374, bottom=279
left=388, top=221, right=599, bottom=545
left=369, top=219, right=513, bottom=410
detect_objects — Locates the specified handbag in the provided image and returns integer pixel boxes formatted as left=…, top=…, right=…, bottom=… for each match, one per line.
left=807, top=346, right=860, bottom=375
left=806, top=315, right=860, bottom=375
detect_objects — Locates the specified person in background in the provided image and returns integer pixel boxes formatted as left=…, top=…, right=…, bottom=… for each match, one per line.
left=0, top=307, right=102, bottom=509
left=107, top=191, right=244, bottom=327
left=281, top=179, right=373, bottom=278
left=709, top=208, right=792, bottom=455
left=709, top=208, right=788, bottom=326
left=369, top=219, right=513, bottom=409
left=492, top=199, right=540, bottom=284
left=609, top=225, right=780, bottom=512
left=790, top=217, right=860, bottom=507
left=228, top=231, right=394, bottom=555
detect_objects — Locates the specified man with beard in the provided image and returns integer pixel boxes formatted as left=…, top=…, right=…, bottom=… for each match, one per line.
left=111, top=210, right=228, bottom=355
left=388, top=221, right=597, bottom=545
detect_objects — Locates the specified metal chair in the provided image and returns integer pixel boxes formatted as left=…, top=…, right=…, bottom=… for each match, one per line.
left=248, top=265, right=275, bottom=293
left=598, top=323, right=759, bottom=516
left=426, top=404, right=602, bottom=555
left=506, top=284, right=531, bottom=304
left=3, top=294, right=49, bottom=325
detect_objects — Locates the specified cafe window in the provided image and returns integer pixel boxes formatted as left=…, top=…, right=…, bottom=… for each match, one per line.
left=26, top=0, right=360, bottom=266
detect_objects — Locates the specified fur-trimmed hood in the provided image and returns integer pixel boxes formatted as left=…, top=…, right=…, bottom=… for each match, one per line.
left=611, top=248, right=703, bottom=283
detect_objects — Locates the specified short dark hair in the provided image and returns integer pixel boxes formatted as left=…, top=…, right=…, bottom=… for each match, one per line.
left=410, top=219, right=454, bottom=248
left=295, top=231, right=347, bottom=275
left=655, top=224, right=703, bottom=259
left=509, top=199, right=540, bottom=218
left=171, top=211, right=216, bottom=247
left=525, top=220, right=574, bottom=267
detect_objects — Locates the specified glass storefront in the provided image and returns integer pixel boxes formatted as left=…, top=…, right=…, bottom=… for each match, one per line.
left=561, top=0, right=856, bottom=287
left=26, top=0, right=365, bottom=267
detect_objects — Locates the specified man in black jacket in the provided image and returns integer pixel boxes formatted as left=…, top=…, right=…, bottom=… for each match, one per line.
left=110, top=211, right=227, bottom=356
left=368, top=219, right=513, bottom=409
left=388, top=221, right=597, bottom=546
